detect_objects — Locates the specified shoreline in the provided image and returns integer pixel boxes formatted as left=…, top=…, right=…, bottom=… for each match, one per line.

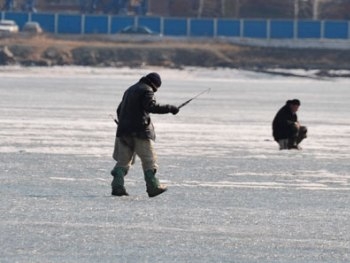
left=2, top=65, right=349, bottom=81
left=1, top=34, right=350, bottom=78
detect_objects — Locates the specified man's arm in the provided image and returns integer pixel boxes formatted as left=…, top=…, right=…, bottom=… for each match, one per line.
left=143, top=89, right=179, bottom=115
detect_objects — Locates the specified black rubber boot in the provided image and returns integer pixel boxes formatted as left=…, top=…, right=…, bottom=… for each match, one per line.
left=297, top=126, right=307, bottom=144
left=144, top=170, right=167, bottom=198
left=288, top=138, right=300, bottom=150
left=111, top=166, right=129, bottom=196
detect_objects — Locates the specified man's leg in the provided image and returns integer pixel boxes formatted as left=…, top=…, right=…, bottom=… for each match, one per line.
left=297, top=126, right=307, bottom=145
left=112, top=136, right=119, bottom=161
left=113, top=136, right=136, bottom=164
left=288, top=125, right=307, bottom=149
left=111, top=166, right=128, bottom=196
left=288, top=123, right=300, bottom=149
left=111, top=137, right=134, bottom=196
left=134, top=138, right=167, bottom=197
left=278, top=139, right=289, bottom=150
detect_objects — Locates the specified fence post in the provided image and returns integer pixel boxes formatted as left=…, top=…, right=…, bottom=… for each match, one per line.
left=187, top=18, right=190, bottom=37
left=160, top=16, right=164, bottom=36
left=240, top=19, right=244, bottom=39
left=320, top=20, right=324, bottom=40
left=267, top=19, right=271, bottom=40
left=54, top=13, right=58, bottom=34
left=213, top=18, right=217, bottom=37
left=81, top=14, right=85, bottom=34
left=293, top=19, right=298, bottom=40
left=108, top=15, right=111, bottom=34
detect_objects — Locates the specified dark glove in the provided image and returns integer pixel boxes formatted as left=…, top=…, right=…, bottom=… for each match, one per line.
left=169, top=105, right=179, bottom=115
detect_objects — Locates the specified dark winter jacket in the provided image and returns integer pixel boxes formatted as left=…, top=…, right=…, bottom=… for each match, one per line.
left=272, top=102, right=298, bottom=141
left=116, top=77, right=175, bottom=141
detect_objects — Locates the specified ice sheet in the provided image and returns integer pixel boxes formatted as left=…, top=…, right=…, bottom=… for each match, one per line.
left=0, top=66, right=349, bottom=262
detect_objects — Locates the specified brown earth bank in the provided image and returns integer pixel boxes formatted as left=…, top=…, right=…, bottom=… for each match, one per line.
left=1, top=34, right=350, bottom=78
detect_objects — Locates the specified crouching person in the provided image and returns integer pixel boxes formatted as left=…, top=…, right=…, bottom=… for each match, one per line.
left=111, top=72, right=179, bottom=197
left=272, top=99, right=307, bottom=150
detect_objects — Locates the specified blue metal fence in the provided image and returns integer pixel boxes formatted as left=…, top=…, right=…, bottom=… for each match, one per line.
left=1, top=11, right=349, bottom=40
left=324, top=21, right=349, bottom=39
left=217, top=19, right=240, bottom=37
left=57, top=14, right=82, bottom=34
left=138, top=16, right=161, bottom=33
left=85, top=15, right=109, bottom=34
left=31, top=13, right=55, bottom=33
left=3, top=11, right=29, bottom=29
left=191, top=18, right=215, bottom=37
left=163, top=18, right=187, bottom=36
left=270, top=20, right=294, bottom=39
left=297, top=20, right=322, bottom=38
left=244, top=20, right=267, bottom=38
left=110, top=16, right=133, bottom=33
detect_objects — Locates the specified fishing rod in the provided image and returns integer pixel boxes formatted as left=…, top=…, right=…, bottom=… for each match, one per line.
left=178, top=88, right=211, bottom=109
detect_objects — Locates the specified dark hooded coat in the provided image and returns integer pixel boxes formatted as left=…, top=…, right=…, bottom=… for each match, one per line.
left=272, top=101, right=298, bottom=141
left=116, top=77, right=174, bottom=141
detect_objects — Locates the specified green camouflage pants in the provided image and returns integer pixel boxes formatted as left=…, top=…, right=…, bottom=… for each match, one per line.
left=113, top=136, right=158, bottom=172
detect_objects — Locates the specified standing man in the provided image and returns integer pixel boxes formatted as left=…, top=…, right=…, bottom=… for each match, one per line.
left=272, top=99, right=307, bottom=150
left=111, top=72, right=179, bottom=197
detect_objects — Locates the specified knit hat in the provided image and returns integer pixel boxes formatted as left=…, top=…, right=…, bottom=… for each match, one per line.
left=291, top=99, right=300, bottom=105
left=146, top=72, right=162, bottom=88
left=287, top=99, right=301, bottom=106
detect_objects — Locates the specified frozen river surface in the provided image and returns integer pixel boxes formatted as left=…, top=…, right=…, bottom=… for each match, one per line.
left=0, top=67, right=349, bottom=262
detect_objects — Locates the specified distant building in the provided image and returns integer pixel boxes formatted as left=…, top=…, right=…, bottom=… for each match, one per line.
left=2, top=0, right=350, bottom=20
left=2, top=0, right=36, bottom=12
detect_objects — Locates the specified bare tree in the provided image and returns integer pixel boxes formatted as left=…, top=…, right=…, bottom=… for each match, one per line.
left=294, top=0, right=299, bottom=19
left=197, top=0, right=204, bottom=17
left=313, top=0, right=320, bottom=19
left=235, top=0, right=241, bottom=18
